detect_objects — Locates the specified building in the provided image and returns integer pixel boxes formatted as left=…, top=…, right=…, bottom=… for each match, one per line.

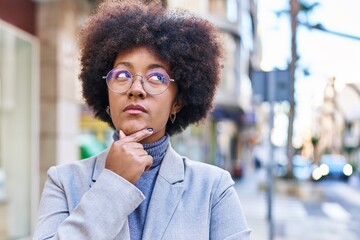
left=0, top=1, right=39, bottom=238
left=315, top=78, right=360, bottom=168
left=167, top=0, right=258, bottom=177
left=0, top=0, right=94, bottom=238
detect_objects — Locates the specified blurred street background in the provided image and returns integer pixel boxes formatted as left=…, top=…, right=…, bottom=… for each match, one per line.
left=236, top=168, right=360, bottom=240
left=1, top=0, right=360, bottom=239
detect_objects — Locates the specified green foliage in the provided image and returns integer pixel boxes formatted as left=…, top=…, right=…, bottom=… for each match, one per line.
left=299, top=2, right=320, bottom=13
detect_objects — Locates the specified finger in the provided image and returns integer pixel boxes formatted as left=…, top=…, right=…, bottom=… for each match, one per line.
left=120, top=128, right=153, bottom=143
left=119, top=130, right=127, bottom=139
left=144, top=155, right=153, bottom=171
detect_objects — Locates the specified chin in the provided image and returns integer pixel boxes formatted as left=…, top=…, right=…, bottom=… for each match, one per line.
left=121, top=125, right=147, bottom=135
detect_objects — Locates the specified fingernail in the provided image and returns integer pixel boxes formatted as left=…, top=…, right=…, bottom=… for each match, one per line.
left=147, top=128, right=153, bottom=132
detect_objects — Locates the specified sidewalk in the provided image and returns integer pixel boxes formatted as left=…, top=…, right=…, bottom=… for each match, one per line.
left=235, top=169, right=359, bottom=240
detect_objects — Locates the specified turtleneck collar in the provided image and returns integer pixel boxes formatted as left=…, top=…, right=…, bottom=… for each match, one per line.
left=112, top=131, right=169, bottom=169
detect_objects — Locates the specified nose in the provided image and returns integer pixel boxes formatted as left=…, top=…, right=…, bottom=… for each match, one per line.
left=127, top=75, right=146, bottom=98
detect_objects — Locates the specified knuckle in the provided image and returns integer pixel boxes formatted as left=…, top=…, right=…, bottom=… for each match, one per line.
left=132, top=129, right=150, bottom=141
left=131, top=132, right=143, bottom=141
left=131, top=135, right=138, bottom=142
left=116, top=141, right=126, bottom=149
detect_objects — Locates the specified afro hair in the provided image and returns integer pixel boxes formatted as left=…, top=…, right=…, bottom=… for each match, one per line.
left=79, top=0, right=223, bottom=136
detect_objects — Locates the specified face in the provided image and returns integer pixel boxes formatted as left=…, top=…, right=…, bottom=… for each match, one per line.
left=108, top=46, right=182, bottom=143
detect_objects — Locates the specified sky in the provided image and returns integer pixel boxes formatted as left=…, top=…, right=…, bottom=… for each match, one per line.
left=258, top=0, right=360, bottom=80
left=257, top=0, right=360, bottom=147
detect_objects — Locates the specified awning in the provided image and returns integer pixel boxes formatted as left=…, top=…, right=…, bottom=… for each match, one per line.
left=211, top=105, right=247, bottom=126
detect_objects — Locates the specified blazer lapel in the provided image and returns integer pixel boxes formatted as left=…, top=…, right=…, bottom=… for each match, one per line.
left=90, top=149, right=109, bottom=187
left=142, top=144, right=185, bottom=239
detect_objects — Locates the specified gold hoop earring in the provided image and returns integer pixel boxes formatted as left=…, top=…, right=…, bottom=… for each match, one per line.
left=170, top=113, right=176, bottom=123
left=106, top=106, right=111, bottom=117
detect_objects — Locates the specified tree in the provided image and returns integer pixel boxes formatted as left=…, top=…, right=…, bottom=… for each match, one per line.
left=284, top=0, right=320, bottom=177
left=285, top=0, right=300, bottom=178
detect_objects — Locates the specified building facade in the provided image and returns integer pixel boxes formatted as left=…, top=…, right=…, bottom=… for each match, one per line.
left=0, top=1, right=39, bottom=238
left=0, top=0, right=94, bottom=238
left=168, top=0, right=258, bottom=177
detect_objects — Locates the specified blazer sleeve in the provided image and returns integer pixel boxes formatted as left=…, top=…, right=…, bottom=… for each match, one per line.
left=209, top=170, right=251, bottom=240
left=33, top=167, right=145, bottom=240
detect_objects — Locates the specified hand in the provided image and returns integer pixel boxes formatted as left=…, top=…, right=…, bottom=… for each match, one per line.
left=105, top=128, right=154, bottom=184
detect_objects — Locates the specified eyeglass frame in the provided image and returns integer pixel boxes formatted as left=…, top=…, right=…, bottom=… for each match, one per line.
left=102, top=68, right=175, bottom=96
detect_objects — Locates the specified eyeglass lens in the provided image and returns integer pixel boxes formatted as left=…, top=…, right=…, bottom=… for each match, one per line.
left=105, top=69, right=172, bottom=95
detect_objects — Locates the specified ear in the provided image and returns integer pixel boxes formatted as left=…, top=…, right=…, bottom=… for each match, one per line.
left=171, top=97, right=183, bottom=114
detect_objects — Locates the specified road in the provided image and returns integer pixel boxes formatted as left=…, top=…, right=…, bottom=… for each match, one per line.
left=235, top=170, right=360, bottom=240
left=309, top=179, right=360, bottom=237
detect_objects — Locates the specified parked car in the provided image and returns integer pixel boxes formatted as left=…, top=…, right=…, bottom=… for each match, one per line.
left=312, top=154, right=353, bottom=181
left=272, top=154, right=314, bottom=180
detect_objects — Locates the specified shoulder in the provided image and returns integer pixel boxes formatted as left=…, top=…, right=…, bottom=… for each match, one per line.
left=47, top=149, right=107, bottom=185
left=184, top=157, right=226, bottom=175
left=174, top=154, right=238, bottom=210
left=180, top=155, right=234, bottom=191
left=49, top=156, right=96, bottom=176
left=186, top=156, right=232, bottom=177
left=165, top=145, right=233, bottom=185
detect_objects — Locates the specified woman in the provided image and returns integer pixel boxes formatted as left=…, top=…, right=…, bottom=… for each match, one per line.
left=33, top=0, right=251, bottom=239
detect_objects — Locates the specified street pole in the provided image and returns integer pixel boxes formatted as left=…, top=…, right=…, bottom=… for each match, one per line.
left=266, top=71, right=276, bottom=240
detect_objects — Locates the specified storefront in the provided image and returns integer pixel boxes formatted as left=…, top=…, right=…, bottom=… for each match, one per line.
left=0, top=19, right=39, bottom=239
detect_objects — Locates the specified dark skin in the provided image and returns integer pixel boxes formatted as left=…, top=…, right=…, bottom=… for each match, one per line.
left=104, top=47, right=182, bottom=184
left=105, top=128, right=154, bottom=184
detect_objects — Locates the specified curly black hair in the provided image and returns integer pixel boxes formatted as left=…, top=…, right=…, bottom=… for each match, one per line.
left=79, top=0, right=223, bottom=136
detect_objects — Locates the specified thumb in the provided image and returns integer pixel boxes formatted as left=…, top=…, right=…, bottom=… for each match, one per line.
left=119, top=130, right=127, bottom=139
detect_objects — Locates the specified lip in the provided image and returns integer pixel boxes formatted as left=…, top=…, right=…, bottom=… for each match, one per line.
left=123, top=104, right=147, bottom=114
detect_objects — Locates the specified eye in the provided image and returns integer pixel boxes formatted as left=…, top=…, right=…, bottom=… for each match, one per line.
left=147, top=72, right=168, bottom=84
left=116, top=70, right=131, bottom=79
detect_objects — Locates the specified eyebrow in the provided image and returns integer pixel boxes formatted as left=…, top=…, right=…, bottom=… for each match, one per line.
left=114, top=62, right=168, bottom=71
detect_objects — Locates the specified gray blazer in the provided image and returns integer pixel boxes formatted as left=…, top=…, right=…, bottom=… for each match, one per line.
left=33, top=144, right=251, bottom=240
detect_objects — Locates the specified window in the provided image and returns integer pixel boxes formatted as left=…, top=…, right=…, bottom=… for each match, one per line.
left=0, top=20, right=39, bottom=239
left=209, top=0, right=239, bottom=22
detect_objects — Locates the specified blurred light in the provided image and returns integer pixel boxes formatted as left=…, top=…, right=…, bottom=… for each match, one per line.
left=334, top=77, right=346, bottom=92
left=259, top=61, right=273, bottom=71
left=226, top=0, right=238, bottom=22
left=312, top=167, right=322, bottom=181
left=319, top=163, right=330, bottom=176
left=343, top=164, right=353, bottom=176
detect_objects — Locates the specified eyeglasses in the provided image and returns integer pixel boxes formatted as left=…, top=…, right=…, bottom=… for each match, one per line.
left=103, top=68, right=175, bottom=95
